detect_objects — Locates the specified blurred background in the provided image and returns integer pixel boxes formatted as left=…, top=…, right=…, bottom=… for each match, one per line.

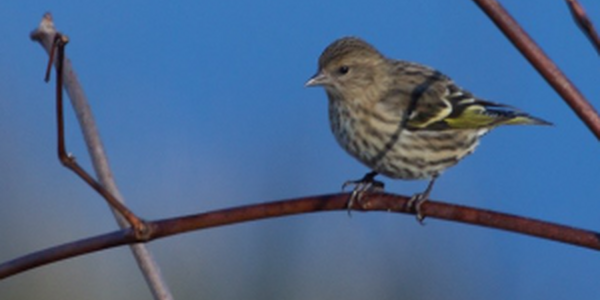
left=1, top=1, right=600, bottom=299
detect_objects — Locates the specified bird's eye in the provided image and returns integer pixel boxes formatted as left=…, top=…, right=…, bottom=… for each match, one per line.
left=338, top=65, right=350, bottom=75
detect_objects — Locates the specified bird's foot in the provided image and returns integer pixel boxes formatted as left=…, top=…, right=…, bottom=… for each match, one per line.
left=342, top=171, right=384, bottom=214
left=407, top=193, right=428, bottom=224
left=407, top=176, right=437, bottom=224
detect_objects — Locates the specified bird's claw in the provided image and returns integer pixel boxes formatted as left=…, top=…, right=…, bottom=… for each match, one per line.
left=342, top=172, right=384, bottom=214
left=407, top=193, right=428, bottom=224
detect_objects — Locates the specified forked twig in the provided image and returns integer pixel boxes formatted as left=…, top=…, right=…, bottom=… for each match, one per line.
left=31, top=13, right=173, bottom=300
left=473, top=0, right=600, bottom=140
left=45, top=34, right=149, bottom=238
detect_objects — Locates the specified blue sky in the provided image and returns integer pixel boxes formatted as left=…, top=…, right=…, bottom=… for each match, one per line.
left=1, top=1, right=600, bottom=299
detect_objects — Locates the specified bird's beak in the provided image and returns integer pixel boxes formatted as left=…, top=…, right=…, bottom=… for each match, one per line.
left=305, top=71, right=328, bottom=87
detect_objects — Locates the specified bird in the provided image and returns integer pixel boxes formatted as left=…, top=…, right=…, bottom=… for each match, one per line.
left=305, top=37, right=551, bottom=221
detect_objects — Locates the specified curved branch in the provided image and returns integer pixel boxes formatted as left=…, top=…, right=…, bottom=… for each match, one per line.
left=2, top=192, right=599, bottom=280
left=473, top=0, right=600, bottom=140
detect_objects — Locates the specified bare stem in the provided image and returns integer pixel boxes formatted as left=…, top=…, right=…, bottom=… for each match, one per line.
left=566, top=0, right=600, bottom=55
left=473, top=0, right=600, bottom=140
left=30, top=13, right=173, bottom=300
left=1, top=192, right=599, bottom=279
left=44, top=33, right=149, bottom=238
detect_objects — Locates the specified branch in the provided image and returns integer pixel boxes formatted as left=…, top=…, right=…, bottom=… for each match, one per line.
left=45, top=32, right=148, bottom=237
left=566, top=0, right=600, bottom=55
left=473, top=0, right=600, bottom=140
left=30, top=13, right=173, bottom=300
left=1, top=192, right=599, bottom=280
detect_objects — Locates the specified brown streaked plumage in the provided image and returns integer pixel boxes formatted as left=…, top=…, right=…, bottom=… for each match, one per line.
left=306, top=37, right=550, bottom=220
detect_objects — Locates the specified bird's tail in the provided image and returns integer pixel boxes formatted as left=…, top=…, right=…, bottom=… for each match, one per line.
left=481, top=102, right=552, bottom=126
left=444, top=100, right=552, bottom=128
left=495, top=112, right=552, bottom=126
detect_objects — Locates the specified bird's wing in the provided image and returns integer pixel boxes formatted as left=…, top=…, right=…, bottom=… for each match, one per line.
left=381, top=61, right=551, bottom=130
left=382, top=61, right=456, bottom=129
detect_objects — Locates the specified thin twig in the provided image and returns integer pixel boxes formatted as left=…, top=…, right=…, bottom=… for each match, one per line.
left=473, top=0, right=600, bottom=141
left=566, top=0, right=600, bottom=55
left=30, top=13, right=173, bottom=300
left=1, top=192, right=599, bottom=279
left=44, top=33, right=149, bottom=238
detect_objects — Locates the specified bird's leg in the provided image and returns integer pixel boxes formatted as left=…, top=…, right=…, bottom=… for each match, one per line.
left=342, top=171, right=384, bottom=212
left=408, top=175, right=438, bottom=223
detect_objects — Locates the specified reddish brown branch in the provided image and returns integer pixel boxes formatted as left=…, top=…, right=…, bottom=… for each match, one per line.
left=473, top=0, right=600, bottom=140
left=566, top=0, right=600, bottom=55
left=2, top=193, right=599, bottom=280
left=43, top=34, right=148, bottom=237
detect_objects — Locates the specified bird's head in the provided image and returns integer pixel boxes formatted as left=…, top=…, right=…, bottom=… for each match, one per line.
left=306, top=37, right=389, bottom=102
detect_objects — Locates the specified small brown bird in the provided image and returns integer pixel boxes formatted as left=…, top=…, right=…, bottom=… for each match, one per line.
left=305, top=37, right=550, bottom=220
